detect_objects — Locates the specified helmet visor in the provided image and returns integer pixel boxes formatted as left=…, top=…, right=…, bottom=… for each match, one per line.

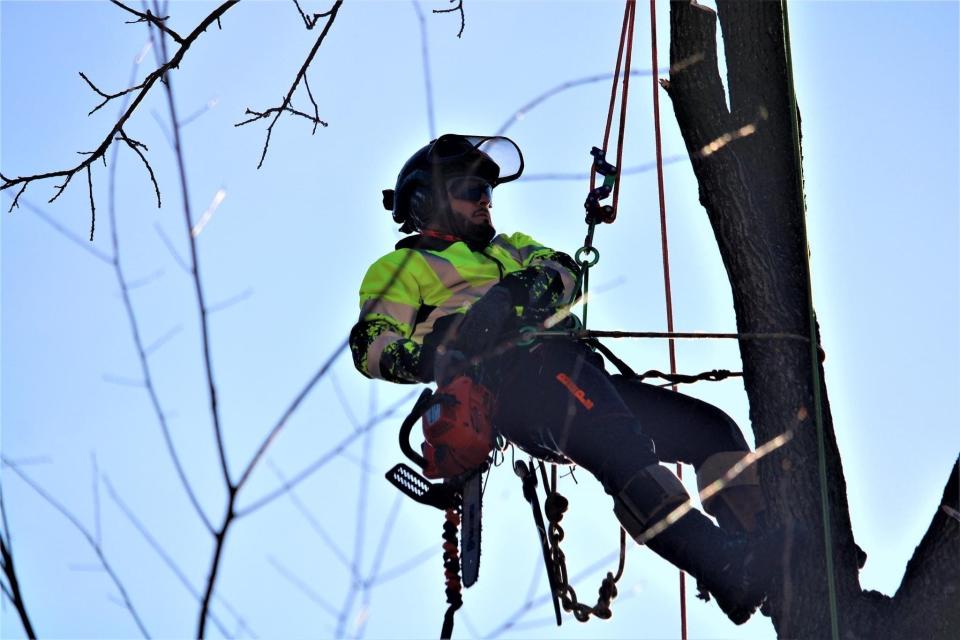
left=429, top=134, right=524, bottom=185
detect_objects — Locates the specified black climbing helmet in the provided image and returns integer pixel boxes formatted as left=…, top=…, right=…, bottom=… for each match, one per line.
left=383, top=134, right=524, bottom=233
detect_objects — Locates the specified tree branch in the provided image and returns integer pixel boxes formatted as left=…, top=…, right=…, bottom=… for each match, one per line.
left=110, top=0, right=185, bottom=43
left=0, top=485, right=37, bottom=639
left=236, top=0, right=343, bottom=168
left=0, top=0, right=239, bottom=235
left=432, top=0, right=466, bottom=38
left=2, top=460, right=150, bottom=638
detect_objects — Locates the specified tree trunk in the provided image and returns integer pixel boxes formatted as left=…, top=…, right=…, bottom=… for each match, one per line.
left=662, top=1, right=959, bottom=637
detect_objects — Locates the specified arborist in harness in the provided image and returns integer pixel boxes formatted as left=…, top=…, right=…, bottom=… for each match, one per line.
left=349, top=133, right=778, bottom=625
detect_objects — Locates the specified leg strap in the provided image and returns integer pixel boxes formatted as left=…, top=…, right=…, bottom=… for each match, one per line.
left=613, top=464, right=688, bottom=540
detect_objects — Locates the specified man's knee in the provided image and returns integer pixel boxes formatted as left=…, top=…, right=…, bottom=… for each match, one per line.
left=696, top=451, right=765, bottom=532
left=613, top=464, right=689, bottom=539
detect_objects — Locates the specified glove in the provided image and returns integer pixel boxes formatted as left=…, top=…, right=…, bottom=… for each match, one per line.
left=455, top=286, right=515, bottom=358
left=433, top=348, right=468, bottom=386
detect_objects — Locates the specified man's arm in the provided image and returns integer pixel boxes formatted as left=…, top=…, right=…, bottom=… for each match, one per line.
left=349, top=252, right=431, bottom=383
left=498, top=232, right=581, bottom=310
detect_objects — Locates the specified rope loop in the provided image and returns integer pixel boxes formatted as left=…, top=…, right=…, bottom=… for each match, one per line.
left=575, top=245, right=600, bottom=268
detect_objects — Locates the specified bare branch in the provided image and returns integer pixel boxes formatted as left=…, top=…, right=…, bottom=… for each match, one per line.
left=266, top=459, right=354, bottom=575
left=0, top=485, right=37, bottom=639
left=292, top=0, right=335, bottom=30
left=234, top=388, right=419, bottom=517
left=153, top=222, right=191, bottom=274
left=302, top=72, right=321, bottom=134
left=116, top=128, right=161, bottom=208
left=206, top=287, right=254, bottom=314
left=109, top=1, right=185, bottom=43
left=3, top=460, right=150, bottom=638
left=86, top=165, right=96, bottom=241
left=236, top=0, right=343, bottom=168
left=234, top=339, right=349, bottom=492
left=268, top=555, right=339, bottom=618
left=432, top=0, right=465, bottom=38
left=109, top=132, right=213, bottom=534
left=1, top=193, right=114, bottom=263
left=411, top=1, right=437, bottom=138
left=154, top=29, right=232, bottom=492
left=79, top=71, right=150, bottom=117
left=0, top=0, right=239, bottom=235
left=100, top=476, right=234, bottom=638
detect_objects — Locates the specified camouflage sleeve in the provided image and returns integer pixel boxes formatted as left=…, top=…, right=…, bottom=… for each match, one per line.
left=350, top=251, right=432, bottom=384
left=349, top=319, right=429, bottom=384
left=499, top=246, right=581, bottom=312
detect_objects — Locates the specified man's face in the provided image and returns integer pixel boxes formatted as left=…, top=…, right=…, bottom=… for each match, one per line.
left=444, top=176, right=494, bottom=233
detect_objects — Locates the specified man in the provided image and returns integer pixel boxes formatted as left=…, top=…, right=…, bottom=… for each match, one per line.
left=349, top=134, right=773, bottom=624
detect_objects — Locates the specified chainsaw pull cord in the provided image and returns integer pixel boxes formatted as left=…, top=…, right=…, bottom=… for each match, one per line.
left=440, top=506, right=463, bottom=639
left=539, top=461, right=627, bottom=622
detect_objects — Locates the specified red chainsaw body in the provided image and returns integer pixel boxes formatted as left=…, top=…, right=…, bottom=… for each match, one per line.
left=421, top=376, right=495, bottom=479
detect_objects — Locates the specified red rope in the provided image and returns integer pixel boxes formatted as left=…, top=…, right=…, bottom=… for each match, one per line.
left=593, top=2, right=631, bottom=193
left=612, top=1, right=636, bottom=216
left=648, top=1, right=687, bottom=638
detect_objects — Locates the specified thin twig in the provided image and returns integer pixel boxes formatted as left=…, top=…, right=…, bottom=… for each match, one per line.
left=1, top=193, right=114, bottom=263
left=234, top=340, right=348, bottom=492
left=100, top=476, right=236, bottom=638
left=0, top=0, right=239, bottom=233
left=234, top=388, right=418, bottom=517
left=153, top=222, right=191, bottom=274
left=110, top=0, right=185, bottom=43
left=494, top=68, right=662, bottom=137
left=0, top=485, right=37, bottom=639
left=292, top=0, right=334, bottom=29
left=411, top=1, right=437, bottom=138
left=3, top=460, right=150, bottom=638
left=267, top=555, right=340, bottom=618
left=432, top=0, right=465, bottom=38
left=108, top=109, right=214, bottom=535
left=236, top=0, right=343, bottom=168
left=155, top=22, right=232, bottom=491
left=266, top=460, right=355, bottom=576
left=116, top=129, right=161, bottom=208
left=206, top=287, right=254, bottom=314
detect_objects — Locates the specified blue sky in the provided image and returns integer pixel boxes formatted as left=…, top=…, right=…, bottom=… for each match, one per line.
left=1, top=1, right=958, bottom=638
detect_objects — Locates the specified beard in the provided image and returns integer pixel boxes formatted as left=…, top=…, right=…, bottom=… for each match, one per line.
left=455, top=216, right=496, bottom=250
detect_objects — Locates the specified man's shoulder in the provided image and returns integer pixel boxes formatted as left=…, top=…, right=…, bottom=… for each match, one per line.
left=495, top=230, right=543, bottom=248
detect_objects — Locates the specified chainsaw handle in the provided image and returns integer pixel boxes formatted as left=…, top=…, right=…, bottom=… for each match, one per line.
left=399, top=388, right=434, bottom=469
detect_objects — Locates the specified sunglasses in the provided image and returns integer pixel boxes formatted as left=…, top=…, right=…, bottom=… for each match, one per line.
left=446, top=176, right=493, bottom=203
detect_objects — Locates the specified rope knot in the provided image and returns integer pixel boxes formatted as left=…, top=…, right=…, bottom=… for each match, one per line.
left=544, top=491, right=568, bottom=522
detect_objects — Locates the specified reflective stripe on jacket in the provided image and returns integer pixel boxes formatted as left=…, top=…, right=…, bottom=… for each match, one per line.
left=349, top=231, right=579, bottom=383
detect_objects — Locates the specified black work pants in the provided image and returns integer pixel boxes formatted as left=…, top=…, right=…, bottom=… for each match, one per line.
left=488, top=340, right=749, bottom=496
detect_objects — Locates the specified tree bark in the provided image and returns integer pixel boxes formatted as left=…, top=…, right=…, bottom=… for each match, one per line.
left=663, top=1, right=959, bottom=637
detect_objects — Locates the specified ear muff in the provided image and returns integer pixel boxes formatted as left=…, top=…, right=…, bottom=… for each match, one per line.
left=406, top=185, right=434, bottom=232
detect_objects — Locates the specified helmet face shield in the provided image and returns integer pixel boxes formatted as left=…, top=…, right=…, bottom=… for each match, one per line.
left=386, top=133, right=524, bottom=233
left=428, top=134, right=524, bottom=185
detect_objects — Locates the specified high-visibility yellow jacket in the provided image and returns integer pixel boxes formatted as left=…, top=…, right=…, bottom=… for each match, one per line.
left=350, top=231, right=580, bottom=383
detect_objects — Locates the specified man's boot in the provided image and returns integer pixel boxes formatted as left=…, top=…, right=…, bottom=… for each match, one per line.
left=613, top=464, right=776, bottom=625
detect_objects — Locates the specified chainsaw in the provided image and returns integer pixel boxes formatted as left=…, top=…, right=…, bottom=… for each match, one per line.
left=385, top=378, right=494, bottom=638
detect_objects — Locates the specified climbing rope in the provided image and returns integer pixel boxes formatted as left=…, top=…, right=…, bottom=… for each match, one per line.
left=780, top=2, right=840, bottom=639
left=647, top=0, right=687, bottom=629
left=575, top=0, right=637, bottom=329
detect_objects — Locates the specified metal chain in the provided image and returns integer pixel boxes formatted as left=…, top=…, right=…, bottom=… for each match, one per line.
left=541, top=462, right=627, bottom=622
